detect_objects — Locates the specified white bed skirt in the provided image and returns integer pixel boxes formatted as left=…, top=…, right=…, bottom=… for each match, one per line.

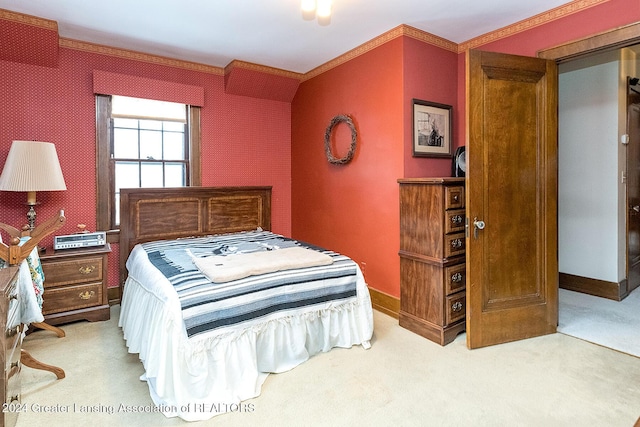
left=119, top=267, right=374, bottom=422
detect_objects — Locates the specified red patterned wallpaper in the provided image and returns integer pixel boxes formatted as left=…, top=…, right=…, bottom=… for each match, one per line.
left=0, top=24, right=292, bottom=291
left=224, top=61, right=300, bottom=102
left=0, top=11, right=58, bottom=67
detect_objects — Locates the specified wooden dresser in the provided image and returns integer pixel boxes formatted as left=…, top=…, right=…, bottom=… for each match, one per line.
left=1, top=266, right=23, bottom=427
left=39, top=244, right=111, bottom=325
left=398, top=178, right=466, bottom=346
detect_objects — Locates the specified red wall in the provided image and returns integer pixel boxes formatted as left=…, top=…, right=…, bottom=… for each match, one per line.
left=291, top=36, right=458, bottom=297
left=0, top=45, right=292, bottom=289
left=292, top=0, right=640, bottom=299
left=2, top=0, right=639, bottom=301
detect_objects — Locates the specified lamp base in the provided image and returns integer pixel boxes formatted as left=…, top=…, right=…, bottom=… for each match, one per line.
left=27, top=204, right=37, bottom=231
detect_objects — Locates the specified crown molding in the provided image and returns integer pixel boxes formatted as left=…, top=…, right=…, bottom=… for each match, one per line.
left=458, top=0, right=609, bottom=53
left=2, top=1, right=613, bottom=81
left=59, top=38, right=224, bottom=75
left=225, top=60, right=303, bottom=80
left=302, top=24, right=457, bottom=81
left=0, top=8, right=57, bottom=30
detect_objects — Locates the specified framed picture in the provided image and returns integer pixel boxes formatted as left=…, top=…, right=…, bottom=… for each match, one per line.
left=412, top=99, right=453, bottom=157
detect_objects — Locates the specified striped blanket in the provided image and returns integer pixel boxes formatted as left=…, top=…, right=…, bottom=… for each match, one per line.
left=141, top=230, right=359, bottom=338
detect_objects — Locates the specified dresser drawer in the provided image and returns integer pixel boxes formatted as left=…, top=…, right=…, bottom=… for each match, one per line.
left=445, top=186, right=465, bottom=210
left=446, top=291, right=466, bottom=325
left=42, top=283, right=103, bottom=315
left=4, top=324, right=22, bottom=374
left=4, top=369, right=21, bottom=427
left=444, top=262, right=466, bottom=295
left=444, top=232, right=465, bottom=258
left=445, top=209, right=465, bottom=234
left=6, top=282, right=20, bottom=331
left=42, top=256, right=104, bottom=288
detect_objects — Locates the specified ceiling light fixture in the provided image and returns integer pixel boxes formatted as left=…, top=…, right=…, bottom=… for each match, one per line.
left=301, top=0, right=333, bottom=26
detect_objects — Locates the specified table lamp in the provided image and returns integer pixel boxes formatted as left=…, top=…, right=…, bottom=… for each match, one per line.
left=0, top=140, right=67, bottom=230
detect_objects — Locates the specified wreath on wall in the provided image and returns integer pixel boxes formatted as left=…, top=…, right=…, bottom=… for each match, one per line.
left=324, top=114, right=357, bottom=165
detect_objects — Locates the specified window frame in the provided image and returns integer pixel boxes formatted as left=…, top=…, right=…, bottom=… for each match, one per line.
left=96, top=94, right=201, bottom=239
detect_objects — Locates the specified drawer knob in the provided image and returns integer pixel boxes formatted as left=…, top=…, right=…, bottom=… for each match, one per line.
left=451, top=272, right=463, bottom=283
left=79, top=265, right=97, bottom=275
left=79, top=290, right=96, bottom=300
left=452, top=301, right=464, bottom=312
left=450, top=238, right=463, bottom=249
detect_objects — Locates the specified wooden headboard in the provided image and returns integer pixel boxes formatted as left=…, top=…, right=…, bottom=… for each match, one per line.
left=119, top=186, right=271, bottom=284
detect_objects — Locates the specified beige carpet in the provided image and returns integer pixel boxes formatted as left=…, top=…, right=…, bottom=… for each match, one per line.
left=559, top=287, right=640, bottom=357
left=15, top=306, right=640, bottom=427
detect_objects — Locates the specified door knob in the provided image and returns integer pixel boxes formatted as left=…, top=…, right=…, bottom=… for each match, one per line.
left=473, top=217, right=485, bottom=239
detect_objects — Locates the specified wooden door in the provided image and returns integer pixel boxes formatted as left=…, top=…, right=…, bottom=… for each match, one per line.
left=627, top=79, right=640, bottom=295
left=466, top=49, right=558, bottom=349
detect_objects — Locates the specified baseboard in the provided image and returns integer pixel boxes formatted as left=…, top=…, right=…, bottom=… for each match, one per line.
left=368, top=287, right=400, bottom=318
left=559, top=272, right=627, bottom=301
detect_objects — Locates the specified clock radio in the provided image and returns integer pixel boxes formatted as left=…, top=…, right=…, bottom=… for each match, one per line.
left=54, top=231, right=106, bottom=250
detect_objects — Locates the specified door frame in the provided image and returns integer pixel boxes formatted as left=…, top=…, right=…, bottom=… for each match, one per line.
left=538, top=22, right=640, bottom=63
left=540, top=22, right=640, bottom=299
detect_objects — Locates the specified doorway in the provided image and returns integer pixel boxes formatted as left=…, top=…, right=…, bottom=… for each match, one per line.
left=552, top=40, right=640, bottom=356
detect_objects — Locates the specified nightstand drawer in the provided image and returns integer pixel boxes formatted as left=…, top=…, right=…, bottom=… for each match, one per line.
left=41, top=256, right=104, bottom=288
left=42, top=283, right=103, bottom=315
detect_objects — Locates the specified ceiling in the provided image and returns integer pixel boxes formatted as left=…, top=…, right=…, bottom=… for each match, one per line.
left=0, top=0, right=575, bottom=74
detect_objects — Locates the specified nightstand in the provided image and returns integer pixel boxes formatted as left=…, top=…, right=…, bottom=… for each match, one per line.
left=39, top=244, right=111, bottom=325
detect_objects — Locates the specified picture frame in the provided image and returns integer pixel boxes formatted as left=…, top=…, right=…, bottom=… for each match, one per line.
left=412, top=99, right=453, bottom=158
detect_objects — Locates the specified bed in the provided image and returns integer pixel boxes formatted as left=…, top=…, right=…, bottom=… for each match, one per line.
left=117, top=186, right=374, bottom=421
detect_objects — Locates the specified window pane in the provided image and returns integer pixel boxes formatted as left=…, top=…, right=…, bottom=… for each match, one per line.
left=112, top=95, right=186, bottom=122
left=115, top=162, right=140, bottom=190
left=163, top=132, right=185, bottom=159
left=113, top=128, right=139, bottom=159
left=140, top=130, right=162, bottom=160
left=113, top=118, right=139, bottom=129
left=115, top=193, right=120, bottom=226
left=163, top=121, right=185, bottom=132
left=165, top=163, right=186, bottom=187
left=139, top=120, right=162, bottom=130
left=141, top=163, right=163, bottom=187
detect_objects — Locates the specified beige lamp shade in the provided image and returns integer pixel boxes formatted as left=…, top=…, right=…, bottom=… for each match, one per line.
left=0, top=140, right=67, bottom=195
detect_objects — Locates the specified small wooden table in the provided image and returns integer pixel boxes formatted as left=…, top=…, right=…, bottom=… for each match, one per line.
left=39, top=244, right=111, bottom=325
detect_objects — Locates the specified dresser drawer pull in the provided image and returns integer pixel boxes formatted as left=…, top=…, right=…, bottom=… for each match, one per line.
left=79, top=290, right=96, bottom=300
left=5, top=325, right=20, bottom=338
left=451, top=272, right=463, bottom=283
left=79, top=265, right=97, bottom=275
left=450, top=238, right=463, bottom=249
left=450, top=215, right=463, bottom=226
left=452, top=301, right=464, bottom=312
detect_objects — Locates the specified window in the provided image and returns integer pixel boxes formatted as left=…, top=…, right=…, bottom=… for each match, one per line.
left=96, top=95, right=201, bottom=235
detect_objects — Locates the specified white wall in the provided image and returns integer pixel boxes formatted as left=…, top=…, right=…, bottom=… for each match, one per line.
left=558, top=50, right=621, bottom=282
